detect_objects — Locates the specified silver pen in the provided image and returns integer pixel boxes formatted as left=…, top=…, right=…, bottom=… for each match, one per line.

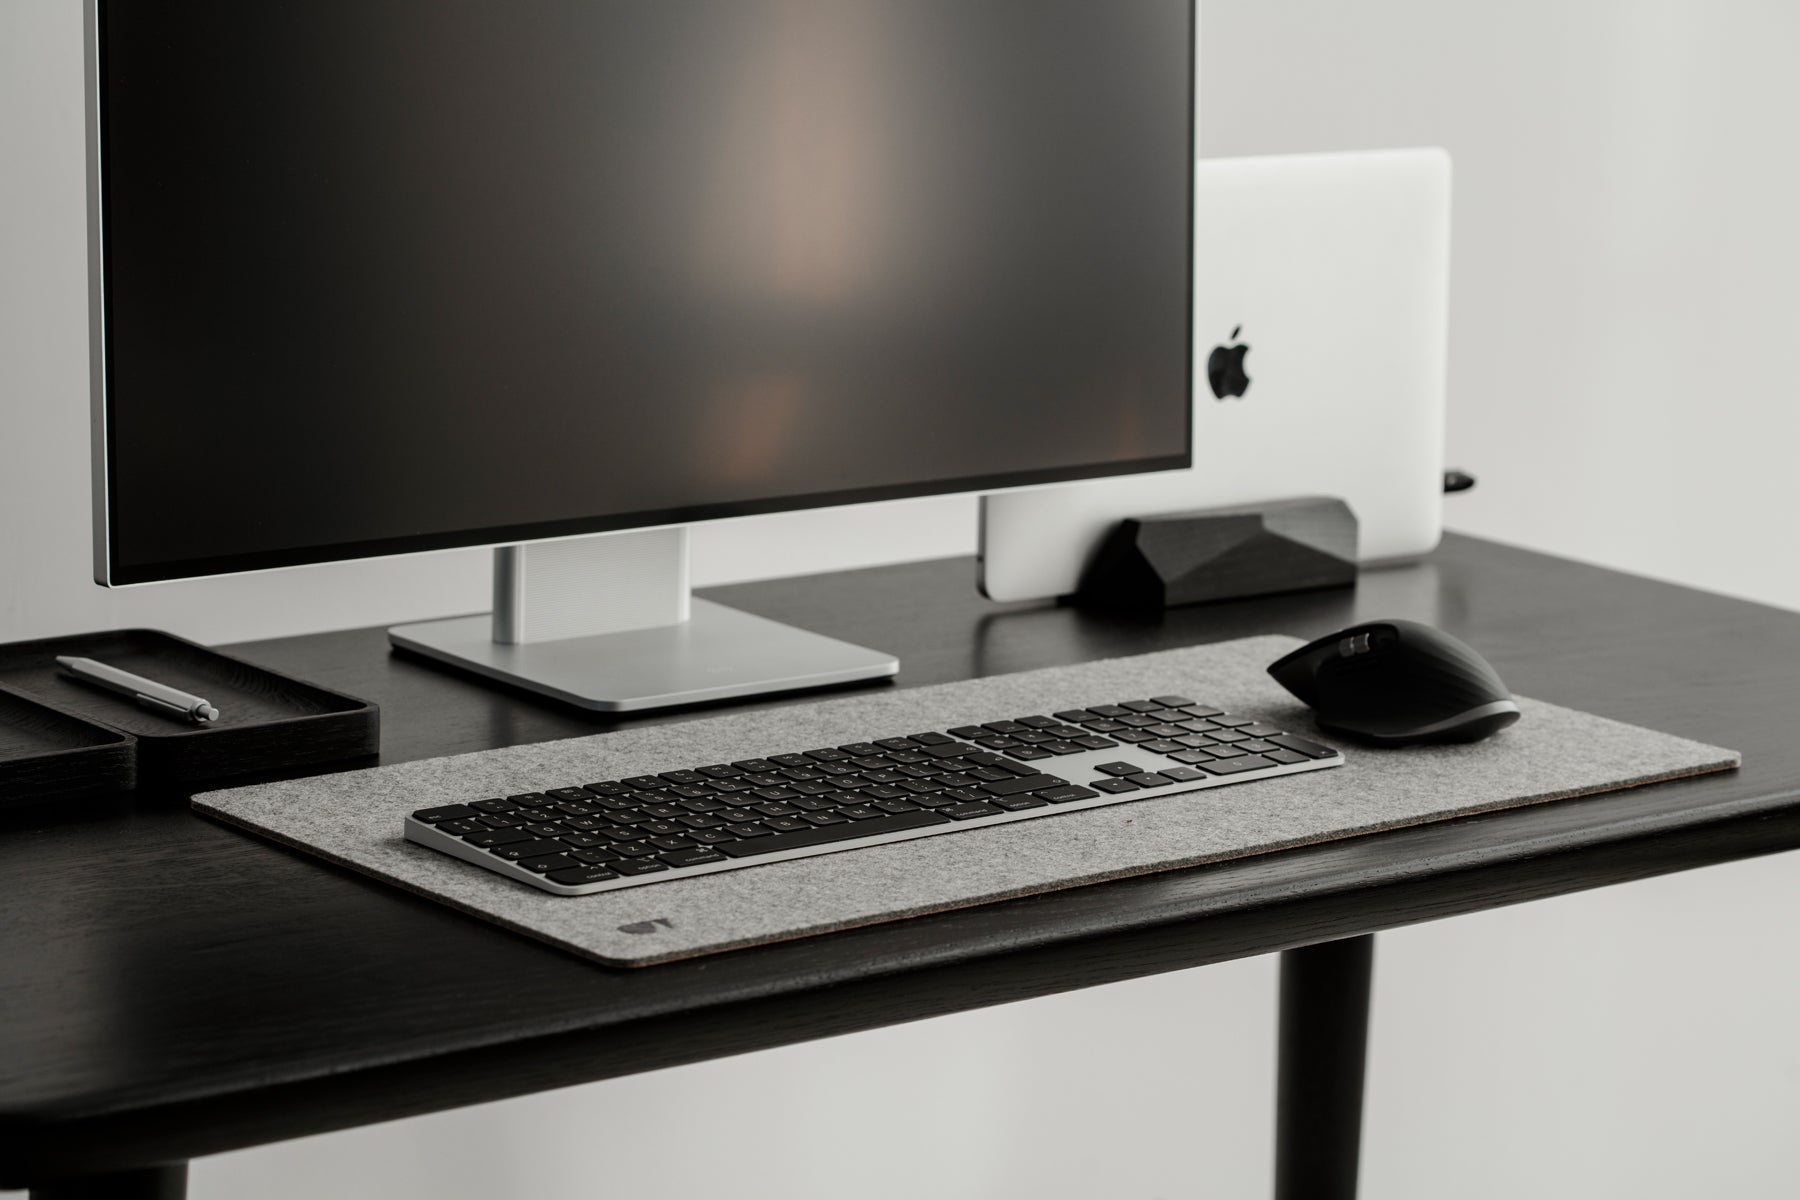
left=55, top=656, right=221, bottom=724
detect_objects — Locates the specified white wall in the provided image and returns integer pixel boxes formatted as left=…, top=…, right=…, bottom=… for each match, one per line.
left=5, top=2, right=1798, bottom=1197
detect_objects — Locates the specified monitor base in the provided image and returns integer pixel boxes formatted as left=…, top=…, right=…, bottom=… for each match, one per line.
left=389, top=599, right=898, bottom=713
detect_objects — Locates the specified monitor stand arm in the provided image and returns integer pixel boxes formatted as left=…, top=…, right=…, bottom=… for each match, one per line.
left=387, top=528, right=898, bottom=712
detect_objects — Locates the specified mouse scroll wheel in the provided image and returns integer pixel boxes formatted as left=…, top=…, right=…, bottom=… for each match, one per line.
left=1337, top=632, right=1373, bottom=658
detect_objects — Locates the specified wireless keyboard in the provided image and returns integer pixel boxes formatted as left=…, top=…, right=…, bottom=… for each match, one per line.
left=404, top=695, right=1344, bottom=895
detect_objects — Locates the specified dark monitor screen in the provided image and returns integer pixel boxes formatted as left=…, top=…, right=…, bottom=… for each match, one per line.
left=94, top=0, right=1194, bottom=584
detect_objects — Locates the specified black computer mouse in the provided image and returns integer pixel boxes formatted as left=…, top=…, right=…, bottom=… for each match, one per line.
left=1267, top=619, right=1521, bottom=746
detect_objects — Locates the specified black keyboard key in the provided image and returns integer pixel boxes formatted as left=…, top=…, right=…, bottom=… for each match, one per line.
left=872, top=798, right=920, bottom=813
left=1114, top=731, right=1154, bottom=743
left=438, top=819, right=485, bottom=836
left=800, top=811, right=849, bottom=826
left=476, top=814, right=524, bottom=829
left=979, top=773, right=1067, bottom=797
left=981, top=721, right=1027, bottom=734
left=1037, top=785, right=1099, bottom=803
left=876, top=737, right=920, bottom=751
left=924, top=741, right=981, bottom=759
left=838, top=742, right=882, bottom=756
left=546, top=787, right=594, bottom=802
left=470, top=798, right=518, bottom=814
left=805, top=747, right=852, bottom=761
left=508, top=792, right=555, bottom=806
left=753, top=802, right=800, bottom=817
left=1200, top=755, right=1279, bottom=775
left=621, top=776, right=664, bottom=790
left=608, top=841, right=658, bottom=857
left=560, top=833, right=606, bottom=848
left=1128, top=773, right=1173, bottom=788
left=1121, top=700, right=1162, bottom=712
left=1007, top=745, right=1052, bottom=760
left=1088, top=705, right=1130, bottom=717
left=649, top=836, right=695, bottom=851
left=611, top=859, right=670, bottom=876
left=547, top=865, right=620, bottom=886
left=572, top=848, right=619, bottom=865
left=463, top=829, right=532, bottom=848
left=942, top=802, right=1001, bottom=819
left=1179, top=705, right=1225, bottom=718
left=689, top=829, right=739, bottom=845
left=1016, top=715, right=1058, bottom=728
left=414, top=804, right=479, bottom=824
left=1092, top=777, right=1139, bottom=794
left=1264, top=749, right=1309, bottom=765
left=524, top=823, right=566, bottom=838
left=751, top=786, right=801, bottom=801
left=519, top=853, right=580, bottom=873
left=991, top=796, right=1048, bottom=811
left=1141, top=739, right=1184, bottom=754
left=1151, top=694, right=1197, bottom=707
left=1209, top=731, right=1248, bottom=744
left=726, top=822, right=774, bottom=837
left=1073, top=735, right=1118, bottom=750
left=1054, top=709, right=1098, bottom=722
left=770, top=754, right=813, bottom=768
left=1095, top=761, right=1142, bottom=776
left=661, top=848, right=727, bottom=868
left=698, top=765, right=744, bottom=779
left=1118, top=714, right=1158, bottom=727
left=732, top=759, right=776, bottom=773
left=1086, top=720, right=1128, bottom=733
left=584, top=781, right=631, bottom=795
left=1206, top=746, right=1247, bottom=759
left=1268, top=734, right=1338, bottom=759
left=638, top=820, right=684, bottom=836
left=910, top=792, right=962, bottom=808
left=837, top=805, right=883, bottom=820
left=1238, top=740, right=1278, bottom=753
left=1161, top=766, right=1208, bottom=782
left=719, top=808, right=953, bottom=859
left=492, top=839, right=572, bottom=860
left=1039, top=740, right=1085, bottom=755
left=765, top=816, right=811, bottom=832
left=1212, top=716, right=1255, bottom=729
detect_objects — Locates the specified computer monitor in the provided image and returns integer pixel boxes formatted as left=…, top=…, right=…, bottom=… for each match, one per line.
left=86, top=0, right=1195, bottom=710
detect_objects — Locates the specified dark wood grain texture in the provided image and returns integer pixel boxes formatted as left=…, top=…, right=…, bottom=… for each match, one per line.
left=0, top=687, right=136, bottom=811
left=3, top=534, right=1798, bottom=1185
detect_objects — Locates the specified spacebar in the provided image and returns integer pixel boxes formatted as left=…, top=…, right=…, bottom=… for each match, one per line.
left=714, top=809, right=952, bottom=858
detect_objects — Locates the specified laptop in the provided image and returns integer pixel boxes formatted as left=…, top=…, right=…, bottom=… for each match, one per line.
left=978, top=148, right=1451, bottom=602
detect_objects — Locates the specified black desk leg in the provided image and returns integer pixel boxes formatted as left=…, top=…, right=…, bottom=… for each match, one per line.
left=1275, top=934, right=1375, bottom=1200
left=29, top=1165, right=188, bottom=1200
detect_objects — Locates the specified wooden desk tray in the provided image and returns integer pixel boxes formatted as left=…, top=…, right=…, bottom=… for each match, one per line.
left=0, top=684, right=136, bottom=810
left=0, top=629, right=378, bottom=790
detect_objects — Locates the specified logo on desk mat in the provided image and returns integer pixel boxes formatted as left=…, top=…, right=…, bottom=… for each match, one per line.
left=1207, top=325, right=1251, bottom=400
left=619, top=918, right=675, bottom=935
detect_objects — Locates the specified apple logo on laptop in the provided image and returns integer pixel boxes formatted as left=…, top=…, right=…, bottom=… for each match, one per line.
left=1207, top=326, right=1251, bottom=400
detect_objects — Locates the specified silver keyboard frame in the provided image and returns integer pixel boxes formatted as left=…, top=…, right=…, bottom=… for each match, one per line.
left=404, top=738, right=1345, bottom=896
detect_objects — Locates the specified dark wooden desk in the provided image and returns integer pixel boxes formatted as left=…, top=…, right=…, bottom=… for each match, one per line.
left=5, top=534, right=1799, bottom=1199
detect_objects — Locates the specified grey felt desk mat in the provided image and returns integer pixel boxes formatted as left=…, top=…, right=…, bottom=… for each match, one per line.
left=194, top=636, right=1740, bottom=967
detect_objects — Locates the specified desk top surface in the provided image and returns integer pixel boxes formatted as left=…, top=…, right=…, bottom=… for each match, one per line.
left=4, top=534, right=1799, bottom=1183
